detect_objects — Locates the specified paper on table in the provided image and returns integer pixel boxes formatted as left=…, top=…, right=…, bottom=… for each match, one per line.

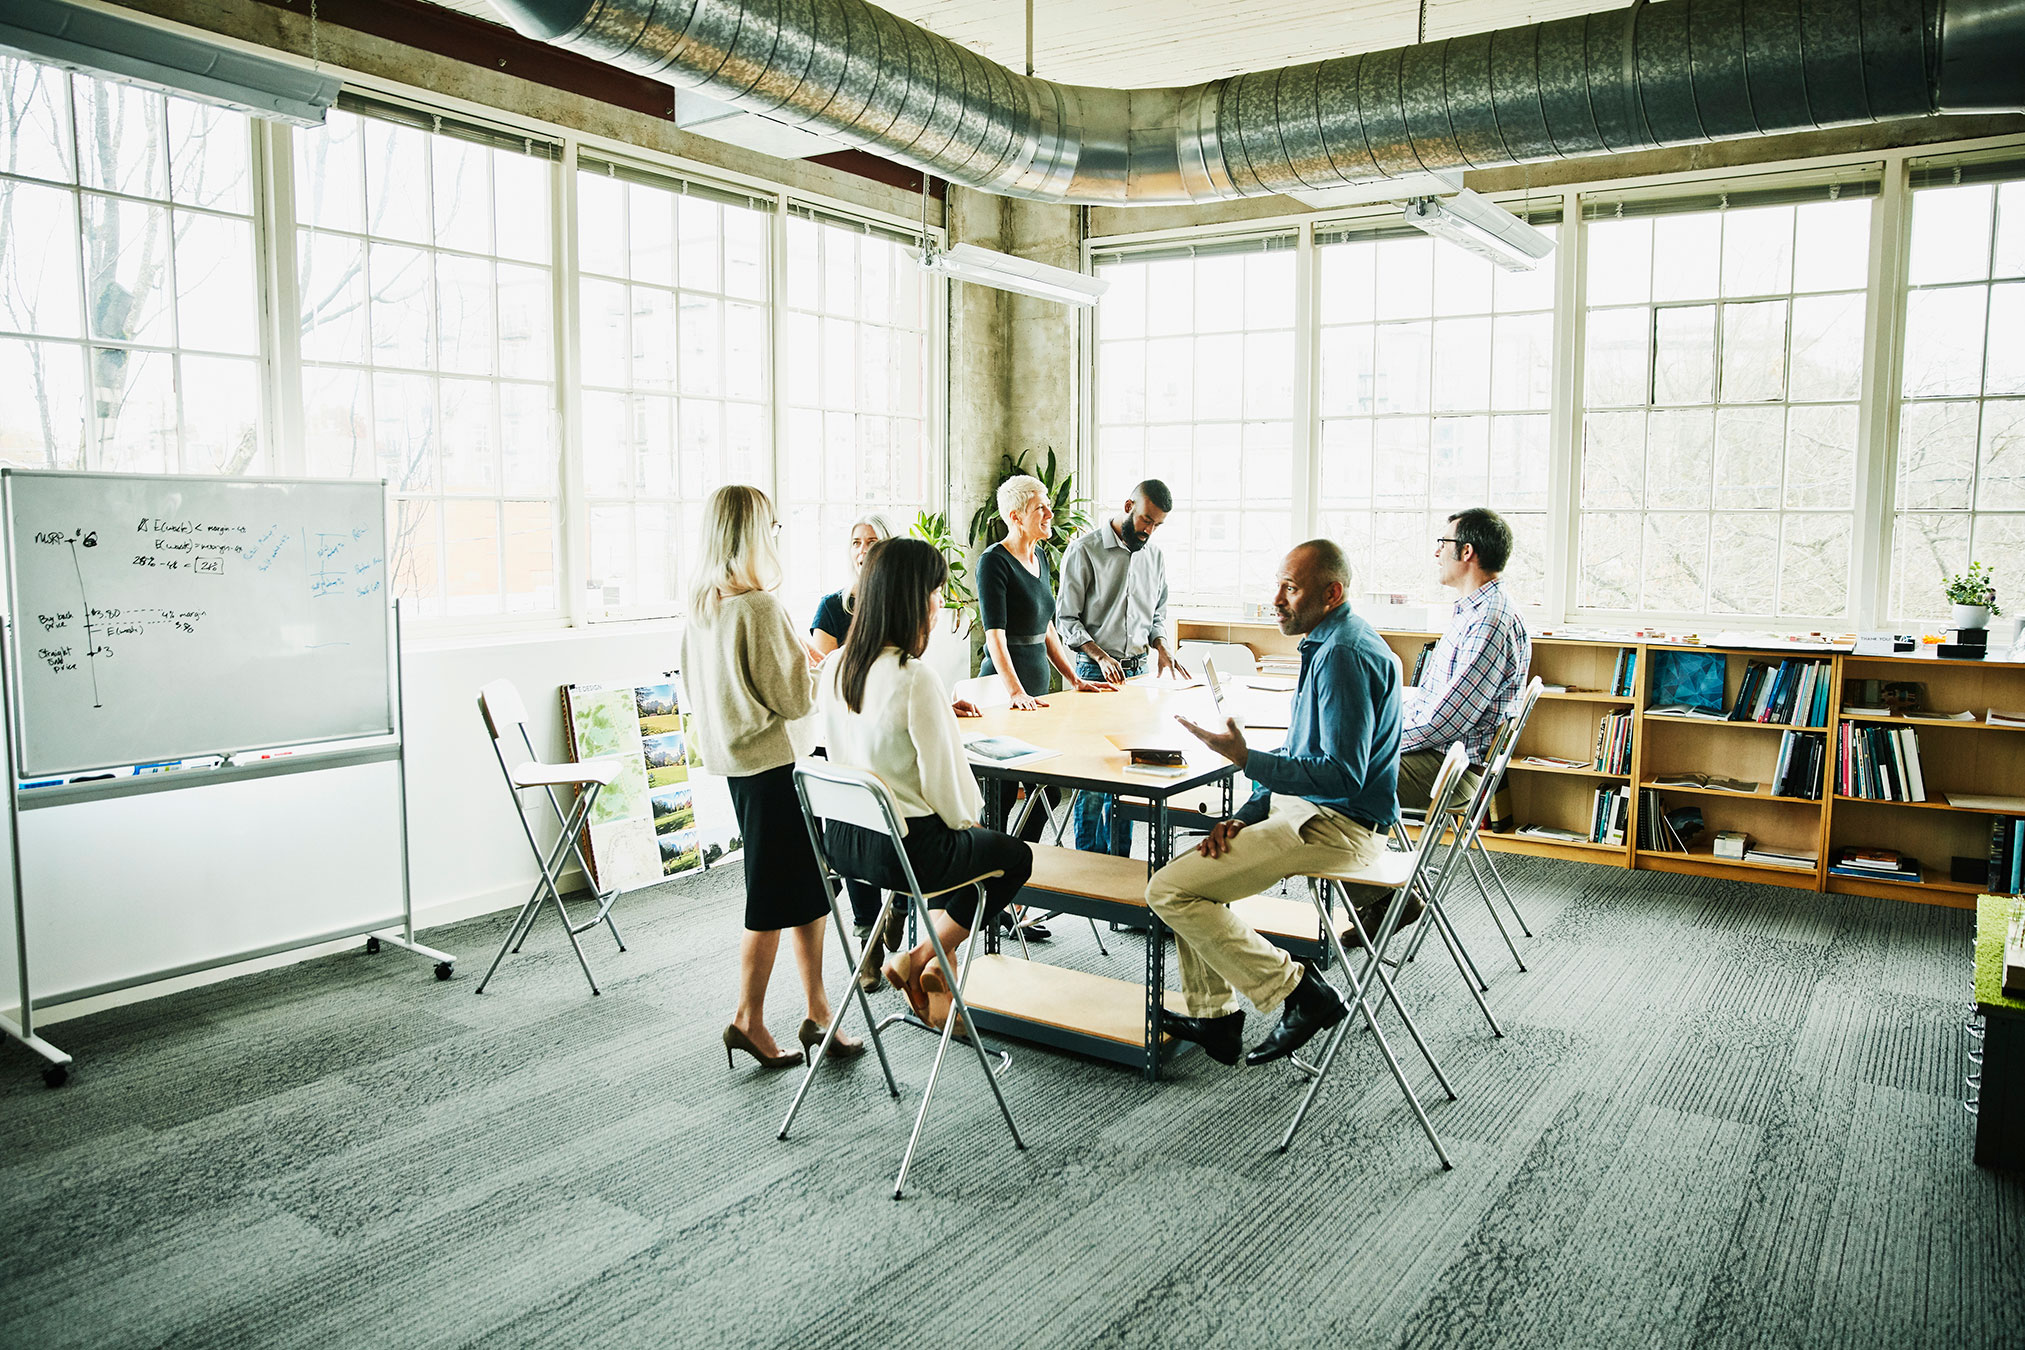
left=963, top=735, right=1061, bottom=767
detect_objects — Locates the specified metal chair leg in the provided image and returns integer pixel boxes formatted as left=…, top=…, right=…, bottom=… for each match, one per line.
left=477, top=791, right=603, bottom=995
left=1460, top=847, right=1528, bottom=972
left=1471, top=832, right=1531, bottom=937
left=780, top=888, right=902, bottom=1142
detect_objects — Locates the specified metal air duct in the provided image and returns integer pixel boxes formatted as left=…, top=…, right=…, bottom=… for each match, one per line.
left=487, top=0, right=2025, bottom=205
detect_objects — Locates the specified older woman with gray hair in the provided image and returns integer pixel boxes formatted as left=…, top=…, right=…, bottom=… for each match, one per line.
left=977, top=474, right=1114, bottom=709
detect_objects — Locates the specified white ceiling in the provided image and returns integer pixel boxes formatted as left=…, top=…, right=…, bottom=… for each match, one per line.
left=430, top=0, right=1634, bottom=89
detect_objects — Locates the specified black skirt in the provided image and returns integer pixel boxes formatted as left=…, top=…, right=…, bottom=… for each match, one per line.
left=725, top=763, right=833, bottom=932
left=825, top=815, right=1033, bottom=932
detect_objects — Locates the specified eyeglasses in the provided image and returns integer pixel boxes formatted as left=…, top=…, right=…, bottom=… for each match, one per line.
left=770, top=520, right=784, bottom=536
left=1435, top=537, right=1466, bottom=552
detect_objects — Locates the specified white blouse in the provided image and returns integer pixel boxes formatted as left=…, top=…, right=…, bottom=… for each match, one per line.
left=818, top=647, right=981, bottom=833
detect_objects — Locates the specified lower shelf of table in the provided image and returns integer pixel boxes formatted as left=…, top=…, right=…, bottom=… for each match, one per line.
left=961, top=954, right=1189, bottom=1067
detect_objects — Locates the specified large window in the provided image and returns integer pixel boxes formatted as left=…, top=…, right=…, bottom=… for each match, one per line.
left=1576, top=185, right=1873, bottom=621
left=0, top=58, right=263, bottom=474
left=294, top=103, right=561, bottom=619
left=1316, top=220, right=1556, bottom=607
left=576, top=160, right=771, bottom=619
left=1890, top=160, right=2025, bottom=621
left=1093, top=240, right=1297, bottom=608
left=779, top=211, right=934, bottom=624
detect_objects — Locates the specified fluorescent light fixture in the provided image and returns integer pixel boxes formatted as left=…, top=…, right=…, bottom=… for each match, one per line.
left=920, top=242, right=1109, bottom=307
left=0, top=0, right=340, bottom=126
left=1402, top=189, right=1555, bottom=272
left=1288, top=169, right=1464, bottom=210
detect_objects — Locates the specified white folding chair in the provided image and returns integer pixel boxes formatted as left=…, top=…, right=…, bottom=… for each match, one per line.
left=474, top=679, right=628, bottom=996
left=1399, top=677, right=1545, bottom=974
left=1279, top=742, right=1474, bottom=1166
left=779, top=761, right=1025, bottom=1199
left=1173, top=640, right=1259, bottom=683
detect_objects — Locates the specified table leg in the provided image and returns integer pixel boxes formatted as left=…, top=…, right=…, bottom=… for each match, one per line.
left=1144, top=794, right=1173, bottom=1082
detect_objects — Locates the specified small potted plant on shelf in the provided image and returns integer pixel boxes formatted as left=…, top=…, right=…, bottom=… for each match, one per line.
left=1945, top=560, right=2001, bottom=630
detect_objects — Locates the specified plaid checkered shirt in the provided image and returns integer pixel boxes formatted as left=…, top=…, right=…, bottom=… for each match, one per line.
left=1400, top=580, right=1531, bottom=764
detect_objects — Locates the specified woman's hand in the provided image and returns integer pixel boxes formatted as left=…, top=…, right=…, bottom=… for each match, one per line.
left=1010, top=691, right=1048, bottom=711
left=1073, top=677, right=1117, bottom=693
left=951, top=697, right=984, bottom=718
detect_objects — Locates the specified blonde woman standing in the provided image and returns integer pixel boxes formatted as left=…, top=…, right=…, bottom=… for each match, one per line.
left=682, top=485, right=860, bottom=1069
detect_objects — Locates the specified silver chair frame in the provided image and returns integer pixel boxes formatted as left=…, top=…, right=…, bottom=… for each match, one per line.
left=1279, top=743, right=1473, bottom=1166
left=780, top=762, right=1025, bottom=1199
left=474, top=686, right=628, bottom=996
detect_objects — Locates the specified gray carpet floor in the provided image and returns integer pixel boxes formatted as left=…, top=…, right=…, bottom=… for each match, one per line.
left=2, top=854, right=2021, bottom=1350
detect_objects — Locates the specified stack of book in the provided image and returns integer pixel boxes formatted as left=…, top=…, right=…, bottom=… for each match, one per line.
left=1635, top=789, right=1703, bottom=852
left=1835, top=722, right=1928, bottom=801
left=1829, top=846, right=1923, bottom=884
left=1728, top=658, right=1832, bottom=726
left=1992, top=817, right=2025, bottom=895
left=1589, top=786, right=1628, bottom=844
left=1745, top=845, right=1819, bottom=870
left=1771, top=729, right=1827, bottom=800
left=1593, top=710, right=1634, bottom=773
left=1609, top=648, right=1639, bottom=698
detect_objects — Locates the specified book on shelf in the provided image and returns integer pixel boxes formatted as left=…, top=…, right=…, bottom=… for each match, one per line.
left=1843, top=705, right=1894, bottom=717
left=1828, top=846, right=1920, bottom=881
left=1945, top=793, right=2025, bottom=811
left=1649, top=771, right=1759, bottom=793
left=1744, top=847, right=1818, bottom=869
left=1518, top=824, right=1588, bottom=842
left=1834, top=722, right=1927, bottom=801
left=1901, top=708, right=1976, bottom=722
left=1588, top=786, right=1628, bottom=844
left=1990, top=708, right=2025, bottom=728
left=1771, top=729, right=1826, bottom=800
left=1592, top=710, right=1634, bottom=773
left=1649, top=649, right=1727, bottom=714
left=1728, top=658, right=1832, bottom=726
left=1992, top=817, right=2025, bottom=895
left=1647, top=704, right=1730, bottom=721
left=1635, top=789, right=1705, bottom=852
left=1713, top=830, right=1749, bottom=860
left=1610, top=647, right=1639, bottom=698
left=1408, top=641, right=1438, bottom=687
left=1520, top=755, right=1589, bottom=769
left=1538, top=683, right=1570, bottom=693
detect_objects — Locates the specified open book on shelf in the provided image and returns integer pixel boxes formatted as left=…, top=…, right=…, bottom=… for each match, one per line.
left=1649, top=772, right=1759, bottom=793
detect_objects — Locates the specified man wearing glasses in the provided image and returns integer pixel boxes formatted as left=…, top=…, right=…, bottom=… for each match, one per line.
left=1401, top=508, right=1532, bottom=814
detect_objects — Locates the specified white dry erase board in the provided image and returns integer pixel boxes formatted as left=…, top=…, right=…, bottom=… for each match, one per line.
left=3, top=471, right=393, bottom=777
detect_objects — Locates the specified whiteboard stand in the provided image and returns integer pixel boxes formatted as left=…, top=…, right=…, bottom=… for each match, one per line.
left=0, top=465, right=459, bottom=1084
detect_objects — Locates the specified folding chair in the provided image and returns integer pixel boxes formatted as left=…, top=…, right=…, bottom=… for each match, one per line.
left=474, top=679, right=628, bottom=996
left=1278, top=742, right=1475, bottom=1167
left=1399, top=677, right=1546, bottom=974
left=779, top=761, right=1025, bottom=1199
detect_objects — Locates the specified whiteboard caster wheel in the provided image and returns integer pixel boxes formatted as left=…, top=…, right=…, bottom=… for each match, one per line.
left=41, top=1064, right=68, bottom=1089
left=365, top=936, right=381, bottom=954
left=434, top=962, right=453, bottom=981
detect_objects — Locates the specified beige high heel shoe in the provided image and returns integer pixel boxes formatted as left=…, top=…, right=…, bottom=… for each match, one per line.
left=722, top=1023, right=803, bottom=1069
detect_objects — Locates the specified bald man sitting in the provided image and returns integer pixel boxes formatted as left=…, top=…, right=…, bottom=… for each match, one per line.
left=1152, top=539, right=1403, bottom=1068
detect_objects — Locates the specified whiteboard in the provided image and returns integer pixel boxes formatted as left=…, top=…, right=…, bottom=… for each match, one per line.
left=3, top=471, right=393, bottom=776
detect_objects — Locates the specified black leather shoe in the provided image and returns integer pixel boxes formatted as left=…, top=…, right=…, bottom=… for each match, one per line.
left=1158, top=1010, right=1245, bottom=1066
left=995, top=914, right=1052, bottom=942
left=1245, top=969, right=1348, bottom=1066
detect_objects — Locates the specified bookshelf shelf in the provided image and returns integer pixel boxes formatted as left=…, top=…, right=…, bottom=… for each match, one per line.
left=1177, top=618, right=2024, bottom=910
left=1645, top=781, right=1823, bottom=806
left=1643, top=713, right=1825, bottom=733
left=1511, top=763, right=1629, bottom=779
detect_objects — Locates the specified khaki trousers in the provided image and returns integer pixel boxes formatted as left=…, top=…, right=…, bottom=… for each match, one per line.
left=1396, top=748, right=1480, bottom=814
left=1146, top=795, right=1384, bottom=1017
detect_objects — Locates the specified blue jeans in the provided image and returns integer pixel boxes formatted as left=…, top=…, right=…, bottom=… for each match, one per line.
left=1073, top=653, right=1146, bottom=856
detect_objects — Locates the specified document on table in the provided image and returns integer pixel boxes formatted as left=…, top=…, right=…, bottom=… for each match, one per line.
left=963, top=735, right=1061, bottom=767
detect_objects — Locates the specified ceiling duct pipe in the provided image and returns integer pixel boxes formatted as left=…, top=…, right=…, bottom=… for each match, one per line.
left=487, top=0, right=2025, bottom=205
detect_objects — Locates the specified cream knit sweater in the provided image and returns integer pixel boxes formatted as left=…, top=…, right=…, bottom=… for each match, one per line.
left=679, top=589, right=815, bottom=778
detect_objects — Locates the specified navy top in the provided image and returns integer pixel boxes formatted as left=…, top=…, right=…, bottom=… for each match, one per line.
left=976, top=543, right=1055, bottom=696
left=1237, top=604, right=1402, bottom=829
left=811, top=590, right=851, bottom=643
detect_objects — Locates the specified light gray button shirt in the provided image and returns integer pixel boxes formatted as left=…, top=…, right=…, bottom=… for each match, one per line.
left=1055, top=521, right=1169, bottom=660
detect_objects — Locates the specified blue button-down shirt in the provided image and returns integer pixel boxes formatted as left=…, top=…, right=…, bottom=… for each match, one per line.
left=1238, top=604, right=1402, bottom=828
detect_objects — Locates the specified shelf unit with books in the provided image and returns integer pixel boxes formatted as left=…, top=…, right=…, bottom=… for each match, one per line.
left=1172, top=618, right=2025, bottom=908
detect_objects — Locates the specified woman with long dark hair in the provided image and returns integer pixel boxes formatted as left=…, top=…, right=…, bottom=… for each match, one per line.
left=819, top=538, right=1033, bottom=1024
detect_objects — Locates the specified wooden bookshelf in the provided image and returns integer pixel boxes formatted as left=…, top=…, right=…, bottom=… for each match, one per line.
left=1176, top=617, right=2025, bottom=909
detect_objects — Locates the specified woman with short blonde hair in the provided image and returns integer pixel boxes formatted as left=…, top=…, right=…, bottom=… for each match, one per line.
left=976, top=474, right=1109, bottom=712
left=682, top=484, right=860, bottom=1069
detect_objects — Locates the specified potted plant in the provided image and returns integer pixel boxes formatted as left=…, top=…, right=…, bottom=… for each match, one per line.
left=1945, top=560, right=2001, bottom=630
